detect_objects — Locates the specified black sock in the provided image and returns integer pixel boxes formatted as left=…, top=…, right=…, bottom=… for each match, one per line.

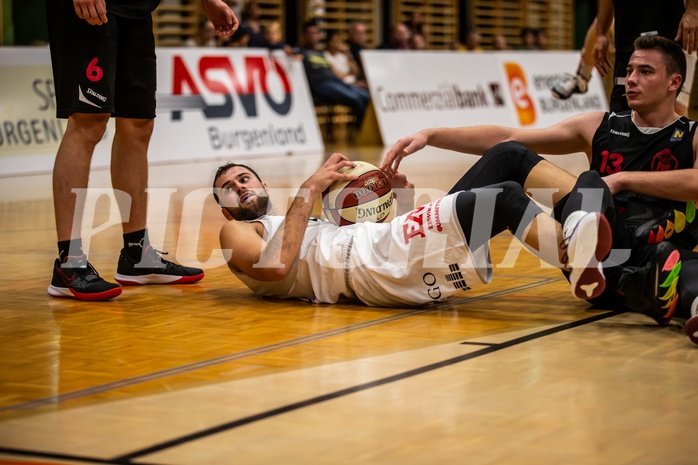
left=58, top=238, right=83, bottom=262
left=123, top=229, right=148, bottom=260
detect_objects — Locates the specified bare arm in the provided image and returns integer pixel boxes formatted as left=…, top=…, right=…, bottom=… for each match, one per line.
left=593, top=0, right=614, bottom=77
left=221, top=153, right=357, bottom=281
left=200, top=0, right=239, bottom=36
left=676, top=0, right=698, bottom=54
left=381, top=112, right=605, bottom=174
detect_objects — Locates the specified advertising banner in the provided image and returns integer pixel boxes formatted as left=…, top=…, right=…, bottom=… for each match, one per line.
left=362, top=50, right=608, bottom=145
left=0, top=48, right=323, bottom=175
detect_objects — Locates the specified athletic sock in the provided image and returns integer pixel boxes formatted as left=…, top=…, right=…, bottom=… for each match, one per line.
left=58, top=238, right=83, bottom=262
left=123, top=229, right=148, bottom=261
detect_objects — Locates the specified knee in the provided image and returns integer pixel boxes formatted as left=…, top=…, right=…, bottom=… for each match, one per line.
left=115, top=118, right=155, bottom=142
left=69, top=113, right=110, bottom=145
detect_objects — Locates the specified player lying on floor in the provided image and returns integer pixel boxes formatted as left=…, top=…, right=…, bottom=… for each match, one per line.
left=381, top=35, right=696, bottom=343
left=212, top=152, right=611, bottom=307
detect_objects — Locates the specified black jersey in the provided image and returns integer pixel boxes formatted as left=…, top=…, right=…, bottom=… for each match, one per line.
left=591, top=110, right=698, bottom=247
left=109, top=0, right=161, bottom=19
left=613, top=0, right=685, bottom=52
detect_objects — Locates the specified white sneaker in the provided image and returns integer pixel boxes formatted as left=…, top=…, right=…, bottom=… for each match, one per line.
left=551, top=74, right=589, bottom=100
left=562, top=211, right=612, bottom=300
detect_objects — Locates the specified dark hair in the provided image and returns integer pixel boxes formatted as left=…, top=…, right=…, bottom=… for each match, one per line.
left=633, top=35, right=686, bottom=95
left=212, top=162, right=264, bottom=206
left=302, top=19, right=319, bottom=33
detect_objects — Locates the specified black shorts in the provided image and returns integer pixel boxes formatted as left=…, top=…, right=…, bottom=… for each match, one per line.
left=46, top=0, right=157, bottom=119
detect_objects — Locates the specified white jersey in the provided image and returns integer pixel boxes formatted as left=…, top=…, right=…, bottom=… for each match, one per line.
left=232, top=193, right=492, bottom=306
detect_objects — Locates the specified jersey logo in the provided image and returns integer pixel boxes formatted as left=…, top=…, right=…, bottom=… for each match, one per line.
left=670, top=129, right=685, bottom=142
left=651, top=148, right=679, bottom=171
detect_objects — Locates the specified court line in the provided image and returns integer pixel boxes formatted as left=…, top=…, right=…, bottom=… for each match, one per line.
left=113, top=310, right=618, bottom=462
left=0, top=310, right=618, bottom=465
left=0, top=277, right=561, bottom=415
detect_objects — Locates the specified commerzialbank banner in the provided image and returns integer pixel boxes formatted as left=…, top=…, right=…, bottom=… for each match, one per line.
left=362, top=50, right=607, bottom=145
left=0, top=48, right=323, bottom=175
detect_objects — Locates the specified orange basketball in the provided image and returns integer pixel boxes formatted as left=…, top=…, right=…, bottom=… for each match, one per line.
left=322, top=161, right=394, bottom=226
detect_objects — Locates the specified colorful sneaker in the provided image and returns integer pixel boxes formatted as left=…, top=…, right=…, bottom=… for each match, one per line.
left=48, top=255, right=122, bottom=301
left=114, top=245, right=204, bottom=285
left=634, top=209, right=687, bottom=245
left=561, top=211, right=613, bottom=300
left=551, top=73, right=589, bottom=100
left=619, top=242, right=681, bottom=326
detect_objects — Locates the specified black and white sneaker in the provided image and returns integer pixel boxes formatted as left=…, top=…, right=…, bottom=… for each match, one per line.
left=685, top=314, right=698, bottom=346
left=48, top=255, right=122, bottom=301
left=551, top=73, right=589, bottom=100
left=561, top=211, right=613, bottom=300
left=619, top=242, right=681, bottom=326
left=114, top=245, right=204, bottom=285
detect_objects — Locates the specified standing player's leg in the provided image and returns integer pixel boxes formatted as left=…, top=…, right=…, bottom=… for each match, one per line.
left=111, top=14, right=204, bottom=286
left=46, top=0, right=122, bottom=300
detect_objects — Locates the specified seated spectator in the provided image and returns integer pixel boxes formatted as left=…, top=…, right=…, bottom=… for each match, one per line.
left=221, top=24, right=250, bottom=47
left=463, top=29, right=483, bottom=51
left=410, top=33, right=427, bottom=50
left=185, top=18, right=218, bottom=47
left=298, top=20, right=370, bottom=131
left=493, top=34, right=510, bottom=50
left=264, top=21, right=293, bottom=51
left=324, top=29, right=365, bottom=86
left=518, top=27, right=538, bottom=50
left=536, top=28, right=549, bottom=50
left=347, top=21, right=369, bottom=81
left=379, top=23, right=411, bottom=50
left=405, top=11, right=427, bottom=36
left=241, top=0, right=266, bottom=47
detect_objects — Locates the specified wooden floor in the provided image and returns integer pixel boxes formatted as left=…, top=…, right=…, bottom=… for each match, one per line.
left=0, top=145, right=696, bottom=465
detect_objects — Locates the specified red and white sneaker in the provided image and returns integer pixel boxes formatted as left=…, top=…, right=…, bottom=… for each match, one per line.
left=561, top=211, right=613, bottom=300
left=48, top=255, right=122, bottom=301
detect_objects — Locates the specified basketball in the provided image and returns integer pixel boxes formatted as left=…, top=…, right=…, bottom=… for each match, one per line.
left=322, top=161, right=394, bottom=226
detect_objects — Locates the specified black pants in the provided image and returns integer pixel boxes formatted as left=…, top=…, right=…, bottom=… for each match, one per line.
left=454, top=141, right=698, bottom=319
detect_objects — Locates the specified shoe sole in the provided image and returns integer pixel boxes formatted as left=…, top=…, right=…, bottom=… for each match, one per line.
left=685, top=315, right=698, bottom=346
left=568, top=213, right=612, bottom=300
left=47, top=284, right=122, bottom=301
left=114, top=272, right=204, bottom=285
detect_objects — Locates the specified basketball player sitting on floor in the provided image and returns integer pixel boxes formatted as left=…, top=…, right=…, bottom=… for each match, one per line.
left=212, top=152, right=611, bottom=307
left=382, top=35, right=696, bottom=342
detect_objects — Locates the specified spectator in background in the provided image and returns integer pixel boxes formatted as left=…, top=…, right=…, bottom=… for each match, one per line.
left=463, top=29, right=483, bottom=51
left=347, top=21, right=368, bottom=80
left=263, top=21, right=292, bottom=51
left=493, top=34, right=510, bottom=50
left=536, top=28, right=549, bottom=50
left=221, top=22, right=250, bottom=47
left=379, top=23, right=411, bottom=50
left=405, top=11, right=427, bottom=37
left=518, top=27, right=538, bottom=50
left=241, top=0, right=265, bottom=47
left=297, top=20, right=370, bottom=131
left=450, top=29, right=482, bottom=51
left=185, top=18, right=218, bottom=47
left=324, top=29, right=366, bottom=87
left=410, top=32, right=427, bottom=50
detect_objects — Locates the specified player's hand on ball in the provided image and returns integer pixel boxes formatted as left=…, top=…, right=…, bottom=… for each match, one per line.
left=381, top=131, right=429, bottom=174
left=305, top=152, right=356, bottom=194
